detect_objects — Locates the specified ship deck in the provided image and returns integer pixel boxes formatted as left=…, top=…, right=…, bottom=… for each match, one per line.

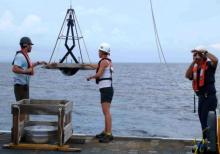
left=0, top=131, right=194, bottom=154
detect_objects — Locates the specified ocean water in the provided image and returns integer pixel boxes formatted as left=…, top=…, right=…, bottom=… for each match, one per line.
left=0, top=63, right=220, bottom=139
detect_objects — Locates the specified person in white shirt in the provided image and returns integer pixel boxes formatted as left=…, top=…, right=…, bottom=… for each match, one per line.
left=87, top=42, right=114, bottom=143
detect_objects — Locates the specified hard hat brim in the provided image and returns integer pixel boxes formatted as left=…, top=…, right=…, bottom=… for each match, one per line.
left=99, top=49, right=110, bottom=54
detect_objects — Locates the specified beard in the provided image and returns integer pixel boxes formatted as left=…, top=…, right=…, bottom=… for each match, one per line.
left=27, top=48, right=32, bottom=53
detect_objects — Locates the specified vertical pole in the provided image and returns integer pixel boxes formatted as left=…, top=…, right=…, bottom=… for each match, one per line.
left=194, top=94, right=196, bottom=113
left=12, top=105, right=20, bottom=145
left=58, top=107, right=62, bottom=146
left=58, top=106, right=64, bottom=146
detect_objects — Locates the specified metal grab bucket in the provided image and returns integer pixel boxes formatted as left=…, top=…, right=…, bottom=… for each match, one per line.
left=60, top=68, right=79, bottom=76
left=24, top=124, right=58, bottom=144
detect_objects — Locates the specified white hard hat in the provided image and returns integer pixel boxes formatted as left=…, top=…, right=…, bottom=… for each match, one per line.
left=194, top=46, right=206, bottom=51
left=98, top=42, right=110, bottom=54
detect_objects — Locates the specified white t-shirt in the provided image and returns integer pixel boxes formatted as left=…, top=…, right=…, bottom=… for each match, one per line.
left=98, top=60, right=113, bottom=89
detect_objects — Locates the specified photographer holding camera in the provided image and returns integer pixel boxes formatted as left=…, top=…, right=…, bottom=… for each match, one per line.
left=185, top=48, right=218, bottom=140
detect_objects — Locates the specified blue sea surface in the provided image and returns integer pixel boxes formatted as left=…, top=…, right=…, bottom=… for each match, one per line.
left=1, top=63, right=220, bottom=139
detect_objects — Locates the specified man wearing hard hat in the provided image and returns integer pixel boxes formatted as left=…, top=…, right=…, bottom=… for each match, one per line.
left=87, top=42, right=114, bottom=143
left=12, top=36, right=46, bottom=101
left=185, top=48, right=218, bottom=141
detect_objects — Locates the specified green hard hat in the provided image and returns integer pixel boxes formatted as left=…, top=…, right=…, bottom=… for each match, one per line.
left=20, top=37, right=34, bottom=45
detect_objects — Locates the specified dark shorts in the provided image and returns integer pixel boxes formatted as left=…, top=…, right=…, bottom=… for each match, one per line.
left=14, top=84, right=29, bottom=101
left=99, top=87, right=114, bottom=103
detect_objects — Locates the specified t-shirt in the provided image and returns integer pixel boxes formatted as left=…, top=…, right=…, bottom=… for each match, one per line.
left=13, top=52, right=30, bottom=85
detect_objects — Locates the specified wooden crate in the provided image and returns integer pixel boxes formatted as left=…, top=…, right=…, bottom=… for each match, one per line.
left=11, top=99, right=73, bottom=146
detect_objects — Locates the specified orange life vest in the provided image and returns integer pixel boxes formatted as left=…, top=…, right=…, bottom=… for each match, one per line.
left=192, top=61, right=208, bottom=92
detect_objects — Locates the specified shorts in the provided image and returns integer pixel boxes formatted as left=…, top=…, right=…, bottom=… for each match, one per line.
left=99, top=87, right=114, bottom=103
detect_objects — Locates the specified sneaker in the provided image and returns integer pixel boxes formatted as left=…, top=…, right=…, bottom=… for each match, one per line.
left=95, top=131, right=106, bottom=139
left=99, top=134, right=113, bottom=143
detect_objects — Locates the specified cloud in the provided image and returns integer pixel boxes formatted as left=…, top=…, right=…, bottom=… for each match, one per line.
left=74, top=5, right=135, bottom=50
left=76, top=6, right=133, bottom=26
left=76, top=6, right=110, bottom=17
left=0, top=10, right=46, bottom=35
left=194, top=43, right=220, bottom=51
left=110, top=27, right=130, bottom=44
left=210, top=43, right=220, bottom=50
left=18, top=14, right=47, bottom=35
left=0, top=10, right=14, bottom=31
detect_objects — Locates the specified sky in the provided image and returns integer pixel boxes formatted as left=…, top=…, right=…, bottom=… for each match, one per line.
left=0, top=0, right=220, bottom=63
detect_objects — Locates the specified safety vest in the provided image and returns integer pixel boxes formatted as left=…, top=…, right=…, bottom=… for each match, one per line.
left=192, top=61, right=208, bottom=92
left=96, top=58, right=112, bottom=84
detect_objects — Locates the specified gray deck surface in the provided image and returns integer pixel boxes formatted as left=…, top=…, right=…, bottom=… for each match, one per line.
left=0, top=132, right=194, bottom=154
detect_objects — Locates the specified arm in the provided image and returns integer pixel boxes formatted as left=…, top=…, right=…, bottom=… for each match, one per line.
left=83, top=64, right=98, bottom=69
left=87, top=61, right=108, bottom=80
left=185, top=60, right=195, bottom=80
left=32, top=61, right=40, bottom=67
left=205, top=51, right=218, bottom=67
left=12, top=65, right=33, bottom=75
left=196, top=49, right=218, bottom=67
left=32, top=61, right=47, bottom=67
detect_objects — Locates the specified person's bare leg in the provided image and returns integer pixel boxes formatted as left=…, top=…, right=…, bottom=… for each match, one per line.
left=101, top=102, right=112, bottom=134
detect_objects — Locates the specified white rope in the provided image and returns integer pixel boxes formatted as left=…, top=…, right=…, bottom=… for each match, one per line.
left=74, top=13, right=92, bottom=64
left=148, top=0, right=190, bottom=90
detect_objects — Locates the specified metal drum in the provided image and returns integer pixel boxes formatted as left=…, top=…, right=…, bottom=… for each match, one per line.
left=24, top=124, right=58, bottom=144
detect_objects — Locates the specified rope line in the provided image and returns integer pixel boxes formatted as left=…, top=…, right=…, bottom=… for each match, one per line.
left=75, top=13, right=92, bottom=64
left=149, top=0, right=189, bottom=90
left=73, top=11, right=84, bottom=64
left=49, top=12, right=68, bottom=63
left=150, top=0, right=162, bottom=63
